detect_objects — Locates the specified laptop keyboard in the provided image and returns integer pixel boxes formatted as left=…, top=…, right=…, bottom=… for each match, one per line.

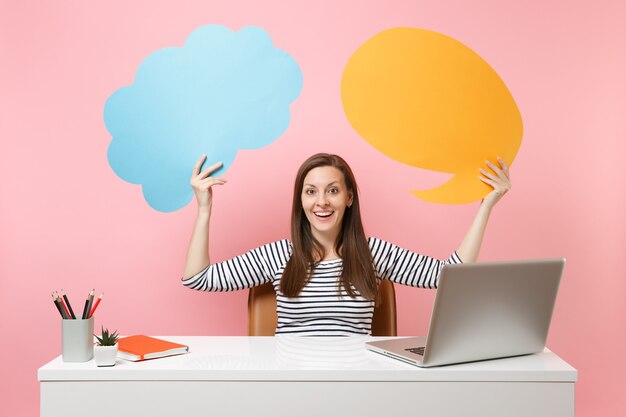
left=405, top=346, right=425, bottom=356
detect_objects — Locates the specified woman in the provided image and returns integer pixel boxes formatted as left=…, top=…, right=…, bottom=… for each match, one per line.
left=182, top=153, right=511, bottom=336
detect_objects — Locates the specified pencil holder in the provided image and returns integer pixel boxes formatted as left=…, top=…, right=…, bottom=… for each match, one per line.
left=62, top=317, right=94, bottom=362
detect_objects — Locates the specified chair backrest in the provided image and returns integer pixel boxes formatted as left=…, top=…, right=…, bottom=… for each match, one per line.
left=247, top=280, right=397, bottom=336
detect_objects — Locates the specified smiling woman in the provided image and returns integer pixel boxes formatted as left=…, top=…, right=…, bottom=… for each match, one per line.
left=301, top=167, right=352, bottom=242
left=282, top=154, right=375, bottom=300
left=180, top=152, right=511, bottom=336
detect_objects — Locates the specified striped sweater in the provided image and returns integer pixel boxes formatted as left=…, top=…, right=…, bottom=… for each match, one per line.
left=182, top=237, right=462, bottom=336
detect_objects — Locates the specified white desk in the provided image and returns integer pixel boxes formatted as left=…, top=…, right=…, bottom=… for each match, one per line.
left=39, top=336, right=577, bottom=417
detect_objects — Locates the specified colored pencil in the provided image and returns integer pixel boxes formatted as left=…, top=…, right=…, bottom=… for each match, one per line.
left=56, top=293, right=70, bottom=319
left=88, top=293, right=103, bottom=318
left=52, top=293, right=68, bottom=319
left=81, top=290, right=92, bottom=319
left=56, top=291, right=72, bottom=319
left=85, top=289, right=95, bottom=319
left=60, top=289, right=76, bottom=319
left=52, top=293, right=64, bottom=318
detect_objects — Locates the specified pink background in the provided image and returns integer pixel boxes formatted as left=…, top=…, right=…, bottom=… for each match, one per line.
left=1, top=1, right=624, bottom=415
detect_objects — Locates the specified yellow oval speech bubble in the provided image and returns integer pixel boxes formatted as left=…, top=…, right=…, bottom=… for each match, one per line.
left=341, top=28, right=522, bottom=204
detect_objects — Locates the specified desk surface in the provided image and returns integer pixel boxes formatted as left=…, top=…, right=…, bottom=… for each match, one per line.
left=39, top=336, right=577, bottom=382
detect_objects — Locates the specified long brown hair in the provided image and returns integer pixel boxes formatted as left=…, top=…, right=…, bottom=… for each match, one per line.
left=280, top=153, right=377, bottom=300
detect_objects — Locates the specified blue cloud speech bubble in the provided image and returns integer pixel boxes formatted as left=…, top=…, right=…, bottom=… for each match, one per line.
left=104, top=25, right=303, bottom=212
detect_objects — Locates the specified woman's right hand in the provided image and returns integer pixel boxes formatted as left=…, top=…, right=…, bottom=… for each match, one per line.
left=190, top=155, right=227, bottom=211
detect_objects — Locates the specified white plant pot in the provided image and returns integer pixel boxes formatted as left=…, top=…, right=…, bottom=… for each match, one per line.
left=94, top=344, right=118, bottom=367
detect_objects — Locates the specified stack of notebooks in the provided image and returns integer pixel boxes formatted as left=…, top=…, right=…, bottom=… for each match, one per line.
left=117, top=335, right=189, bottom=361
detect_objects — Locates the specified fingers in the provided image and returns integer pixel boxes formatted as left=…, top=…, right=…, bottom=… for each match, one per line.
left=192, top=155, right=207, bottom=176
left=479, top=175, right=497, bottom=188
left=199, top=177, right=227, bottom=188
left=480, top=157, right=511, bottom=189
left=480, top=157, right=512, bottom=207
left=479, top=167, right=499, bottom=182
left=191, top=155, right=227, bottom=191
left=192, top=174, right=227, bottom=189
left=497, top=157, right=510, bottom=178
left=485, top=160, right=505, bottom=179
left=198, top=161, right=224, bottom=180
left=191, top=155, right=224, bottom=180
left=483, top=158, right=511, bottom=181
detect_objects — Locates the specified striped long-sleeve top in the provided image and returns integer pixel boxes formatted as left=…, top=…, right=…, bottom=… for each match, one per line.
left=182, top=237, right=462, bottom=336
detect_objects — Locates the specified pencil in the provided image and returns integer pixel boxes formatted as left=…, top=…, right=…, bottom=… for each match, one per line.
left=55, top=293, right=70, bottom=319
left=81, top=290, right=92, bottom=319
left=52, top=293, right=64, bottom=318
left=52, top=293, right=68, bottom=319
left=60, top=289, right=76, bottom=319
left=85, top=289, right=95, bottom=319
left=88, top=293, right=103, bottom=318
left=56, top=291, right=72, bottom=319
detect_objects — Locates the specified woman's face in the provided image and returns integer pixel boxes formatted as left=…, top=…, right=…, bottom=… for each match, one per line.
left=301, top=166, right=353, bottom=242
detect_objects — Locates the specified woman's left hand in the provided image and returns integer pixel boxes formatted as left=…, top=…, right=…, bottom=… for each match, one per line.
left=479, top=157, right=511, bottom=209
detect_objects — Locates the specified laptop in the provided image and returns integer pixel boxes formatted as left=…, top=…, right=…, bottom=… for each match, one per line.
left=366, top=258, right=565, bottom=367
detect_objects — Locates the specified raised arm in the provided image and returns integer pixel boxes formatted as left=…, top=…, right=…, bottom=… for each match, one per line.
left=182, top=155, right=227, bottom=280
left=455, top=157, right=511, bottom=263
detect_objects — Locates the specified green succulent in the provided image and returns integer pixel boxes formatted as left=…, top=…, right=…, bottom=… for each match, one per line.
left=94, top=326, right=119, bottom=346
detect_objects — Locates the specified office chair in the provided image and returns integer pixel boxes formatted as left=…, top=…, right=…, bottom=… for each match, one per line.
left=247, top=280, right=397, bottom=336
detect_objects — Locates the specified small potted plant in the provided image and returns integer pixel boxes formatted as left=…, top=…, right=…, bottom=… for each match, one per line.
left=94, top=326, right=119, bottom=367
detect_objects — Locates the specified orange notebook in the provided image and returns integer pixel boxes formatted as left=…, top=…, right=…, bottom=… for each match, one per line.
left=117, top=335, right=189, bottom=361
